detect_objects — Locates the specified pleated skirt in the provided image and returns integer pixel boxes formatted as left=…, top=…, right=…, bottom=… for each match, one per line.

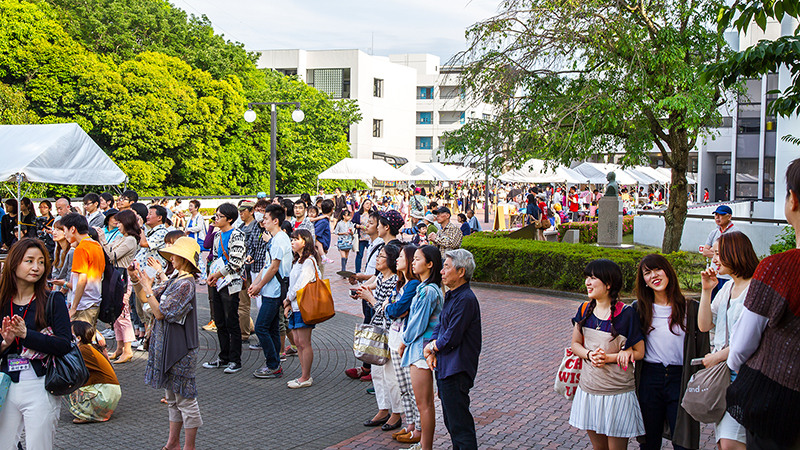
left=569, top=387, right=645, bottom=438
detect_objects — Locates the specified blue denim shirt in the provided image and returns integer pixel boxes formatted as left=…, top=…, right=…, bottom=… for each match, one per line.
left=385, top=279, right=420, bottom=323
left=431, top=282, right=482, bottom=380
left=401, top=282, right=443, bottom=367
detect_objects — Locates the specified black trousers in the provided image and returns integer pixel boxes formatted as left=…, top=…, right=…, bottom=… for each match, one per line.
left=437, top=371, right=478, bottom=450
left=638, top=362, right=687, bottom=450
left=361, top=299, right=374, bottom=370
left=210, top=284, right=241, bottom=365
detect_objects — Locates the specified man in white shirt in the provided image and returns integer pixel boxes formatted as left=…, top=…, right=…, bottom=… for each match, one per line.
left=249, top=204, right=292, bottom=379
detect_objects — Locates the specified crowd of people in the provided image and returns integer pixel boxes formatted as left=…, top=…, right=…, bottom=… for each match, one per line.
left=0, top=155, right=799, bottom=450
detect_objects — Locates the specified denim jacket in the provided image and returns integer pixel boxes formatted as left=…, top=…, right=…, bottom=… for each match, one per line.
left=401, top=282, right=443, bottom=368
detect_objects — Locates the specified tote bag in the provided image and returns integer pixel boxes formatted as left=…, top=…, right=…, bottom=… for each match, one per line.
left=681, top=291, right=732, bottom=423
left=353, top=310, right=390, bottom=366
left=554, top=302, right=588, bottom=400
left=296, top=259, right=335, bottom=325
left=44, top=293, right=89, bottom=396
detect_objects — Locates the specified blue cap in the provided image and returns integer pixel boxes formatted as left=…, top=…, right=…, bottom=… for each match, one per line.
left=713, top=205, right=732, bottom=215
left=256, top=192, right=267, bottom=199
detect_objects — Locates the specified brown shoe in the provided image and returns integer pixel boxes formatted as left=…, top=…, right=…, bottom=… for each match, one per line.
left=392, top=428, right=409, bottom=439
left=396, top=432, right=421, bottom=444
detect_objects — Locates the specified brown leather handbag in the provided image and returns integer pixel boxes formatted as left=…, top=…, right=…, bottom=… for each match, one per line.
left=297, top=259, right=335, bottom=325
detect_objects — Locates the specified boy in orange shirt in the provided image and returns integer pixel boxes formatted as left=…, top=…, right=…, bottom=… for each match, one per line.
left=61, top=212, right=106, bottom=327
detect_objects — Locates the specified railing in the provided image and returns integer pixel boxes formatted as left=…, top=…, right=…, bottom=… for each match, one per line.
left=636, top=210, right=788, bottom=225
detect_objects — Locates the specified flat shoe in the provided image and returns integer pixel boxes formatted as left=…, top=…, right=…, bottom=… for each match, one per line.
left=396, top=432, right=421, bottom=444
left=287, top=377, right=313, bottom=389
left=113, top=355, right=133, bottom=364
left=363, top=414, right=390, bottom=427
left=392, top=428, right=409, bottom=439
left=382, top=419, right=402, bottom=431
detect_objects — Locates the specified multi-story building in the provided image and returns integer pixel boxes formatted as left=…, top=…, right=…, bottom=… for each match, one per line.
left=256, top=49, right=417, bottom=165
left=389, top=54, right=494, bottom=164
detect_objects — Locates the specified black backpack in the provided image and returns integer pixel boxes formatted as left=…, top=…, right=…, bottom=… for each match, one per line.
left=98, top=251, right=126, bottom=324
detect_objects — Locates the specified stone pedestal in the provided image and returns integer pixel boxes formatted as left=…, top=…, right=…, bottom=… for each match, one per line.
left=598, top=196, right=623, bottom=247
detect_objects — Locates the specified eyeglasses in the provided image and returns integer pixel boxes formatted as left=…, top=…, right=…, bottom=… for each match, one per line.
left=376, top=255, right=387, bottom=259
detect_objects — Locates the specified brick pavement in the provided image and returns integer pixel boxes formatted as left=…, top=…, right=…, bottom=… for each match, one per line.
left=45, top=216, right=720, bottom=450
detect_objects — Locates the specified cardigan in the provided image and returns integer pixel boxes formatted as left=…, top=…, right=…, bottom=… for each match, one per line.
left=0, top=292, right=72, bottom=382
left=726, top=249, right=800, bottom=446
left=633, top=299, right=709, bottom=450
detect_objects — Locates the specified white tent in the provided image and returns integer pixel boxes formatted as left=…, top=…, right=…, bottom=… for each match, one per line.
left=499, top=159, right=589, bottom=184
left=0, top=123, right=127, bottom=185
left=572, top=162, right=649, bottom=185
left=318, top=158, right=420, bottom=183
left=399, top=162, right=464, bottom=181
left=633, top=166, right=671, bottom=184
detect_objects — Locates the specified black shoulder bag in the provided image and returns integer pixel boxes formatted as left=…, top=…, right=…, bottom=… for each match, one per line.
left=44, top=292, right=89, bottom=396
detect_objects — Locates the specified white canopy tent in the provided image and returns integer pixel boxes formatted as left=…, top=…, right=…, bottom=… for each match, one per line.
left=572, top=162, right=656, bottom=185
left=0, top=122, right=128, bottom=234
left=318, top=158, right=420, bottom=185
left=499, top=159, right=589, bottom=184
left=398, top=161, right=464, bottom=182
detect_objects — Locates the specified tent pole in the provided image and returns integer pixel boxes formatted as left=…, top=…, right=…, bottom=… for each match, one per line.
left=16, top=173, right=21, bottom=243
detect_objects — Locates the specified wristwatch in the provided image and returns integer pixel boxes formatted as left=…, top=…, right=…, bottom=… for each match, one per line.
left=145, top=293, right=153, bottom=299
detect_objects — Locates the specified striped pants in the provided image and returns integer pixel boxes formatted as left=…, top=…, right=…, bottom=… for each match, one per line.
left=390, top=328, right=420, bottom=429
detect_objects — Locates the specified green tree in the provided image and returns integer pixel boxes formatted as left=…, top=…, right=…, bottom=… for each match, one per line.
left=0, top=82, right=38, bottom=124
left=705, top=0, right=800, bottom=118
left=444, top=0, right=731, bottom=253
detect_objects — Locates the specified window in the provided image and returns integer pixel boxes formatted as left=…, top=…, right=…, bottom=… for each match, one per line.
left=373, top=78, right=384, bottom=98
left=417, top=112, right=432, bottom=124
left=307, top=68, right=351, bottom=99
left=276, top=68, right=297, bottom=77
left=416, top=137, right=433, bottom=149
left=373, top=119, right=383, bottom=138
left=440, top=86, right=461, bottom=99
left=460, top=112, right=466, bottom=124
left=482, top=113, right=491, bottom=120
left=418, top=86, right=434, bottom=99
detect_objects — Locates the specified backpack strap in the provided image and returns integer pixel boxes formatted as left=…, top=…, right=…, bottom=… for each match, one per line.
left=580, top=301, right=590, bottom=318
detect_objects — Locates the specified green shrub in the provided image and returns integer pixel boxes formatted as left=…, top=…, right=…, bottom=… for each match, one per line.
left=770, top=226, right=796, bottom=255
left=463, top=232, right=701, bottom=294
left=554, top=216, right=635, bottom=244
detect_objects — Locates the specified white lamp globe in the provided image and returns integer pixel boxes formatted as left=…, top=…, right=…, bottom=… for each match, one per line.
left=244, top=109, right=257, bottom=123
left=291, top=109, right=305, bottom=123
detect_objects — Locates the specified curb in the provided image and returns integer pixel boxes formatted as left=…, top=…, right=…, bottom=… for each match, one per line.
left=470, top=281, right=586, bottom=301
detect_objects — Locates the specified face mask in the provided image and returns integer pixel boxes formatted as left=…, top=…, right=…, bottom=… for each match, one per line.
left=254, top=212, right=264, bottom=223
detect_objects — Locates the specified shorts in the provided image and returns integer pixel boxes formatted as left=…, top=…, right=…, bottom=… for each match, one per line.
left=411, top=358, right=429, bottom=370
left=715, top=412, right=746, bottom=444
left=287, top=309, right=315, bottom=330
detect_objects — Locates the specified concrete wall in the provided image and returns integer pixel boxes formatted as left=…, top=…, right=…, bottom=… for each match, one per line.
left=633, top=215, right=785, bottom=256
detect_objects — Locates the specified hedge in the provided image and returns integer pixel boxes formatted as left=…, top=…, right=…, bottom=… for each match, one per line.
left=555, top=216, right=635, bottom=244
left=461, top=232, right=703, bottom=294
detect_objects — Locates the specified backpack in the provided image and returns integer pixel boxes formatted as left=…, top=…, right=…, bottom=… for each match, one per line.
left=98, top=250, right=126, bottom=324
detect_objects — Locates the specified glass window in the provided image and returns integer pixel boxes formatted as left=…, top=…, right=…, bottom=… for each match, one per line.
left=416, top=137, right=433, bottom=149
left=460, top=112, right=466, bottom=124
left=307, top=68, right=351, bottom=99
left=417, top=112, right=432, bottom=124
left=373, top=78, right=384, bottom=98
left=417, top=87, right=434, bottom=99
left=738, top=78, right=762, bottom=104
left=764, top=157, right=775, bottom=200
left=373, top=119, right=383, bottom=138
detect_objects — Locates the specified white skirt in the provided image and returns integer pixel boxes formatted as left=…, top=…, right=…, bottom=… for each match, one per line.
left=569, top=387, right=645, bottom=438
left=714, top=411, right=746, bottom=444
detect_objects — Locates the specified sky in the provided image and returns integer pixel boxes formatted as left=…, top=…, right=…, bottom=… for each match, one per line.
left=169, top=0, right=499, bottom=61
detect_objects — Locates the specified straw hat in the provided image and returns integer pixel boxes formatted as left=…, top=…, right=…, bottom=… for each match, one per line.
left=159, top=236, right=201, bottom=270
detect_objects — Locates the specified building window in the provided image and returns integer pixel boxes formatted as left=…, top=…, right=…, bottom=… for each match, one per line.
left=373, top=119, right=383, bottom=138
left=373, top=78, right=384, bottom=98
left=276, top=68, right=297, bottom=77
left=307, top=68, right=351, bottom=99
left=417, top=137, right=433, bottom=149
left=440, top=86, right=463, bottom=99
left=417, top=112, right=432, bottom=124
left=418, top=86, right=434, bottom=99
left=482, top=113, right=491, bottom=120
left=460, top=112, right=466, bottom=124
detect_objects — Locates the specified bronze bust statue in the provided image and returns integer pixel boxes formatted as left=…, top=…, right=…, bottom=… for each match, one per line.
left=605, top=172, right=619, bottom=197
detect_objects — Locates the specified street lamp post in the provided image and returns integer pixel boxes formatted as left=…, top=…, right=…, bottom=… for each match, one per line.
left=244, top=102, right=304, bottom=198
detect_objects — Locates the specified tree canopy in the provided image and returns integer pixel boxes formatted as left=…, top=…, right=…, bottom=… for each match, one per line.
left=0, top=0, right=361, bottom=196
left=443, top=0, right=731, bottom=252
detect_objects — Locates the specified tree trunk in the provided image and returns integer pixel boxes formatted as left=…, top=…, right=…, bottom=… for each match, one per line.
left=662, top=142, right=690, bottom=253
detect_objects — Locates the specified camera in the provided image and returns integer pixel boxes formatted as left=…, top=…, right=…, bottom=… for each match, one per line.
left=35, top=216, right=52, bottom=238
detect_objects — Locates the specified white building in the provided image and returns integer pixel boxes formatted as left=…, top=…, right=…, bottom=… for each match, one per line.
left=388, top=54, right=494, bottom=163
left=695, top=16, right=800, bottom=220
left=256, top=49, right=417, bottom=164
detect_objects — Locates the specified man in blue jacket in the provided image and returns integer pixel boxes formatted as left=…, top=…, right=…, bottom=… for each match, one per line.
left=425, top=248, right=482, bottom=450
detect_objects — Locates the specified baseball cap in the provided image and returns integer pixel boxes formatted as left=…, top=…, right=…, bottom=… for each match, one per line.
left=378, top=210, right=404, bottom=231
left=435, top=206, right=451, bottom=215
left=713, top=205, right=732, bottom=215
left=238, top=200, right=256, bottom=211
left=256, top=192, right=267, bottom=199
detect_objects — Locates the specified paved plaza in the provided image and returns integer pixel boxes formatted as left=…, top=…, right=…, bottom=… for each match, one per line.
left=49, top=226, right=719, bottom=450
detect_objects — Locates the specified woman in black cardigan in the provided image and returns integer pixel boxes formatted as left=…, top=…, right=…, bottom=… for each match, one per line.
left=0, top=238, right=72, bottom=450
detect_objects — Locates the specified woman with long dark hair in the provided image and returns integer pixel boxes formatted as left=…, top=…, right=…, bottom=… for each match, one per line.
left=1, top=198, right=19, bottom=249
left=634, top=254, right=709, bottom=450
left=18, top=197, right=37, bottom=239
left=0, top=238, right=72, bottom=450
left=282, top=229, right=320, bottom=388
left=399, top=245, right=443, bottom=450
